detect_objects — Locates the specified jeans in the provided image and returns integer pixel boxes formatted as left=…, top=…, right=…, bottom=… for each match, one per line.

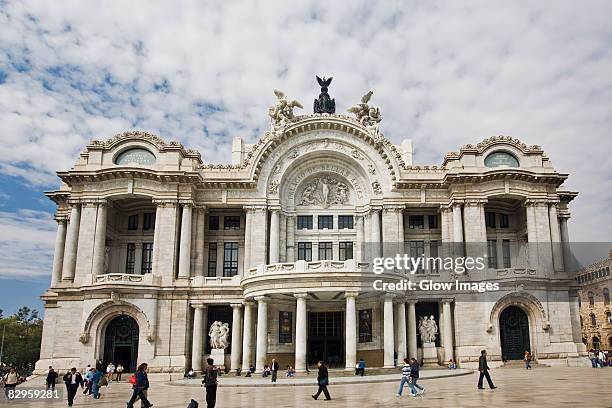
left=478, top=370, right=495, bottom=389
left=92, top=384, right=100, bottom=399
left=127, top=388, right=152, bottom=408
left=205, top=384, right=217, bottom=408
left=397, top=377, right=410, bottom=395
left=271, top=370, right=278, bottom=382
left=525, top=361, right=531, bottom=369
left=591, top=358, right=597, bottom=368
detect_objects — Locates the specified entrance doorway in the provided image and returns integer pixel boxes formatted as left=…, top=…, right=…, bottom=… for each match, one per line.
left=103, top=315, right=139, bottom=372
left=499, top=306, right=530, bottom=360
left=308, top=312, right=344, bottom=368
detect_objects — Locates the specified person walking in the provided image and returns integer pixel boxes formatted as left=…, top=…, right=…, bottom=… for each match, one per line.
left=477, top=350, right=497, bottom=390
left=396, top=358, right=411, bottom=396
left=63, top=367, right=84, bottom=407
left=598, top=350, right=606, bottom=368
left=271, top=358, right=280, bottom=382
left=116, top=363, right=124, bottom=381
left=524, top=351, right=532, bottom=369
left=409, top=358, right=425, bottom=395
left=106, top=362, right=116, bottom=381
left=3, top=368, right=19, bottom=399
left=126, top=363, right=153, bottom=408
left=202, top=358, right=219, bottom=408
left=91, top=367, right=104, bottom=399
left=588, top=349, right=597, bottom=368
left=83, top=367, right=95, bottom=395
left=46, top=366, right=58, bottom=390
left=312, top=361, right=331, bottom=401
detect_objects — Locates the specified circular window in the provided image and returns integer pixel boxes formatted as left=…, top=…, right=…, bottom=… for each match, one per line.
left=484, top=151, right=519, bottom=168
left=115, top=148, right=156, bottom=165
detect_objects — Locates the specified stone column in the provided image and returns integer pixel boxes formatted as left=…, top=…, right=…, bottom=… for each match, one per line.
left=230, top=304, right=243, bottom=370
left=452, top=203, right=464, bottom=256
left=395, top=300, right=407, bottom=363
left=152, top=200, right=179, bottom=279
left=192, top=304, right=206, bottom=372
left=51, top=218, right=67, bottom=286
left=559, top=215, right=572, bottom=271
left=407, top=300, right=418, bottom=359
left=344, top=292, right=358, bottom=370
left=440, top=206, right=452, bottom=258
left=294, top=293, right=308, bottom=372
left=91, top=201, right=108, bottom=276
left=255, top=296, right=268, bottom=371
left=548, top=203, right=564, bottom=272
left=371, top=209, right=382, bottom=259
left=194, top=207, right=206, bottom=276
left=397, top=208, right=405, bottom=253
left=269, top=209, right=280, bottom=264
left=355, top=215, right=364, bottom=263
left=383, top=294, right=395, bottom=368
left=441, top=299, right=454, bottom=362
left=250, top=207, right=268, bottom=267
left=178, top=203, right=193, bottom=279
left=241, top=301, right=254, bottom=369
left=62, top=203, right=81, bottom=281
left=243, top=207, right=253, bottom=271
left=286, top=215, right=296, bottom=262
left=525, top=201, right=539, bottom=270
left=152, top=204, right=163, bottom=274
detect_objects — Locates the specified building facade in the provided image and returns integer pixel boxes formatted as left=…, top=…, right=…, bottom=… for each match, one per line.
left=577, top=250, right=612, bottom=351
left=37, top=89, right=588, bottom=374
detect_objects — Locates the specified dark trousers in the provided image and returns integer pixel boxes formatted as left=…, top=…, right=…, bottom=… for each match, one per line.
left=117, top=372, right=122, bottom=381
left=205, top=384, right=217, bottom=408
left=46, top=381, right=55, bottom=390
left=478, top=370, right=495, bottom=389
left=127, top=388, right=152, bottom=408
left=355, top=368, right=364, bottom=376
left=66, top=384, right=78, bottom=406
left=314, top=384, right=331, bottom=400
left=271, top=370, right=278, bottom=382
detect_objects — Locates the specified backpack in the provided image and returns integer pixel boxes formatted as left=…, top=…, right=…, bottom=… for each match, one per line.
left=98, top=375, right=108, bottom=387
left=129, top=375, right=137, bottom=385
left=187, top=399, right=199, bottom=408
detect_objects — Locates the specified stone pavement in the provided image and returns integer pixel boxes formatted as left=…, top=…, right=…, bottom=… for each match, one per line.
left=3, top=367, right=612, bottom=407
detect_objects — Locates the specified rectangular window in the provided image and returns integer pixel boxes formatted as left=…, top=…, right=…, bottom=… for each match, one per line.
left=318, top=215, right=333, bottom=229
left=143, top=212, right=155, bottom=231
left=409, top=241, right=425, bottom=273
left=223, top=215, right=240, bottom=230
left=487, top=239, right=498, bottom=268
left=485, top=212, right=496, bottom=228
left=223, top=242, right=239, bottom=276
left=125, top=243, right=136, bottom=274
left=297, top=242, right=312, bottom=261
left=207, top=243, right=218, bottom=277
left=500, top=214, right=509, bottom=229
left=408, top=215, right=424, bottom=229
left=141, top=242, right=153, bottom=274
left=127, top=214, right=139, bottom=230
left=339, top=242, right=353, bottom=261
left=319, top=242, right=333, bottom=260
left=297, top=215, right=313, bottom=230
left=358, top=309, right=373, bottom=343
left=208, top=216, right=219, bottom=230
left=338, top=215, right=354, bottom=229
left=429, top=241, right=439, bottom=273
left=502, top=239, right=511, bottom=268
left=428, top=215, right=439, bottom=229
left=278, top=311, right=293, bottom=344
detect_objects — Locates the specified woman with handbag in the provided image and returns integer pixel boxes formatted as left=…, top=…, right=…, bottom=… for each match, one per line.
left=126, top=363, right=153, bottom=408
left=311, top=361, right=331, bottom=401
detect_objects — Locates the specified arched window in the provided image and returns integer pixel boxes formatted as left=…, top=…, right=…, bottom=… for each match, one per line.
left=590, top=313, right=597, bottom=326
left=588, top=291, right=595, bottom=306
left=604, top=288, right=610, bottom=305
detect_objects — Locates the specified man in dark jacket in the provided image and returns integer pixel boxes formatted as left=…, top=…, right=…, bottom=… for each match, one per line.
left=477, top=350, right=497, bottom=390
left=202, top=358, right=219, bottom=408
left=270, top=359, right=280, bottom=382
left=46, top=366, right=58, bottom=390
left=312, top=361, right=331, bottom=401
left=62, top=367, right=84, bottom=407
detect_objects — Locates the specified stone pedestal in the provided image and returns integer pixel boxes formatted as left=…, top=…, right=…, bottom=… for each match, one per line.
left=421, top=342, right=439, bottom=367
left=210, top=348, right=226, bottom=370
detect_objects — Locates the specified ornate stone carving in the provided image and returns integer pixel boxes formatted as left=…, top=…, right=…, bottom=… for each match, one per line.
left=268, top=180, right=280, bottom=195
left=209, top=321, right=230, bottom=349
left=300, top=177, right=350, bottom=208
left=351, top=149, right=364, bottom=160
left=347, top=91, right=382, bottom=135
left=368, top=164, right=376, bottom=175
left=79, top=332, right=89, bottom=344
left=313, top=76, right=335, bottom=114
left=268, top=89, right=303, bottom=132
left=288, top=149, right=299, bottom=159
left=371, top=180, right=382, bottom=195
left=418, top=315, right=438, bottom=343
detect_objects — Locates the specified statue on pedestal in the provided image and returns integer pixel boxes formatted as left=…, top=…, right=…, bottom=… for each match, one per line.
left=313, top=76, right=336, bottom=114
left=208, top=321, right=230, bottom=349
left=418, top=315, right=438, bottom=343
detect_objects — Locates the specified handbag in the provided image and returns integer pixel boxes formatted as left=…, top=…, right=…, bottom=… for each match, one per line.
left=98, top=376, right=108, bottom=387
left=129, top=375, right=137, bottom=385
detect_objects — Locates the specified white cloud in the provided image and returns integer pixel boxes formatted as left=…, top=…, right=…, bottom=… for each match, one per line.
left=0, top=0, right=610, bottom=244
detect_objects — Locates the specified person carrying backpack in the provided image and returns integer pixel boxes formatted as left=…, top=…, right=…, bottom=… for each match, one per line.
left=202, top=358, right=219, bottom=408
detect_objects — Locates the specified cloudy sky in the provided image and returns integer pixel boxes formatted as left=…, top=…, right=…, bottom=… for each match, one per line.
left=0, top=1, right=611, bottom=313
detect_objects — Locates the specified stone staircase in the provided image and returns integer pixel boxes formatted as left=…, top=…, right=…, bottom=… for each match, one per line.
left=498, top=359, right=548, bottom=369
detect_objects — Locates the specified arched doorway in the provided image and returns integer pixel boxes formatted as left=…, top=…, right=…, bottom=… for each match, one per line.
left=592, top=336, right=600, bottom=350
left=103, top=315, right=139, bottom=372
left=499, top=306, right=530, bottom=360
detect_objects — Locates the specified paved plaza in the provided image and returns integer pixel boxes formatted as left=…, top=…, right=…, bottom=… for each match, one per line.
left=4, top=367, right=612, bottom=408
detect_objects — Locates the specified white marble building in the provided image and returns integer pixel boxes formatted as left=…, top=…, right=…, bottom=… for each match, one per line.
left=36, top=89, right=587, bottom=374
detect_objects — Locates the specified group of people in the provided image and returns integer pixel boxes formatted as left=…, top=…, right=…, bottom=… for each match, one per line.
left=105, top=362, right=125, bottom=381
left=588, top=349, right=610, bottom=367
left=1, top=367, right=25, bottom=398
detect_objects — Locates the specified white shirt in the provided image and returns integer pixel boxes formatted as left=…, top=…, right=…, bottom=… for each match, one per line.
left=71, top=374, right=77, bottom=384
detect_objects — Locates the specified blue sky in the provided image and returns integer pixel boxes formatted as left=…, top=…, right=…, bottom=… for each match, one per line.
left=1, top=1, right=612, bottom=315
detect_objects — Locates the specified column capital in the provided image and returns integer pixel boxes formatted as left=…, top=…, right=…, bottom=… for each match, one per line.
left=190, top=302, right=207, bottom=309
left=243, top=205, right=267, bottom=213
left=153, top=198, right=178, bottom=207
left=406, top=299, right=419, bottom=305
left=450, top=200, right=464, bottom=208
left=441, top=298, right=454, bottom=304
left=54, top=215, right=69, bottom=222
left=254, top=295, right=268, bottom=303
left=524, top=198, right=548, bottom=207
left=230, top=303, right=243, bottom=309
left=344, top=291, right=360, bottom=299
left=369, top=206, right=383, bottom=214
left=464, top=198, right=487, bottom=207
left=66, top=198, right=82, bottom=207
left=294, top=293, right=309, bottom=300
left=383, top=205, right=404, bottom=213
left=179, top=200, right=195, bottom=208
left=382, top=293, right=396, bottom=301
left=242, top=299, right=255, bottom=307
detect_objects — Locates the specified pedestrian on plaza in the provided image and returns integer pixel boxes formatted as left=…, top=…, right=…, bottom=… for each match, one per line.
left=271, top=358, right=280, bottom=382
left=116, top=363, right=124, bottom=381
left=598, top=350, right=606, bottom=368
left=62, top=367, right=84, bottom=407
left=3, top=368, right=19, bottom=399
left=396, top=358, right=411, bottom=396
left=106, top=362, right=116, bottom=381
left=91, top=367, right=104, bottom=399
left=83, top=367, right=95, bottom=395
left=524, top=351, right=532, bottom=369
left=312, top=361, right=331, bottom=401
left=409, top=358, right=425, bottom=395
left=126, top=363, right=153, bottom=408
left=355, top=358, right=366, bottom=376
left=202, top=358, right=219, bottom=408
left=477, top=350, right=497, bottom=390
left=588, top=349, right=597, bottom=368
left=46, top=366, right=58, bottom=390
